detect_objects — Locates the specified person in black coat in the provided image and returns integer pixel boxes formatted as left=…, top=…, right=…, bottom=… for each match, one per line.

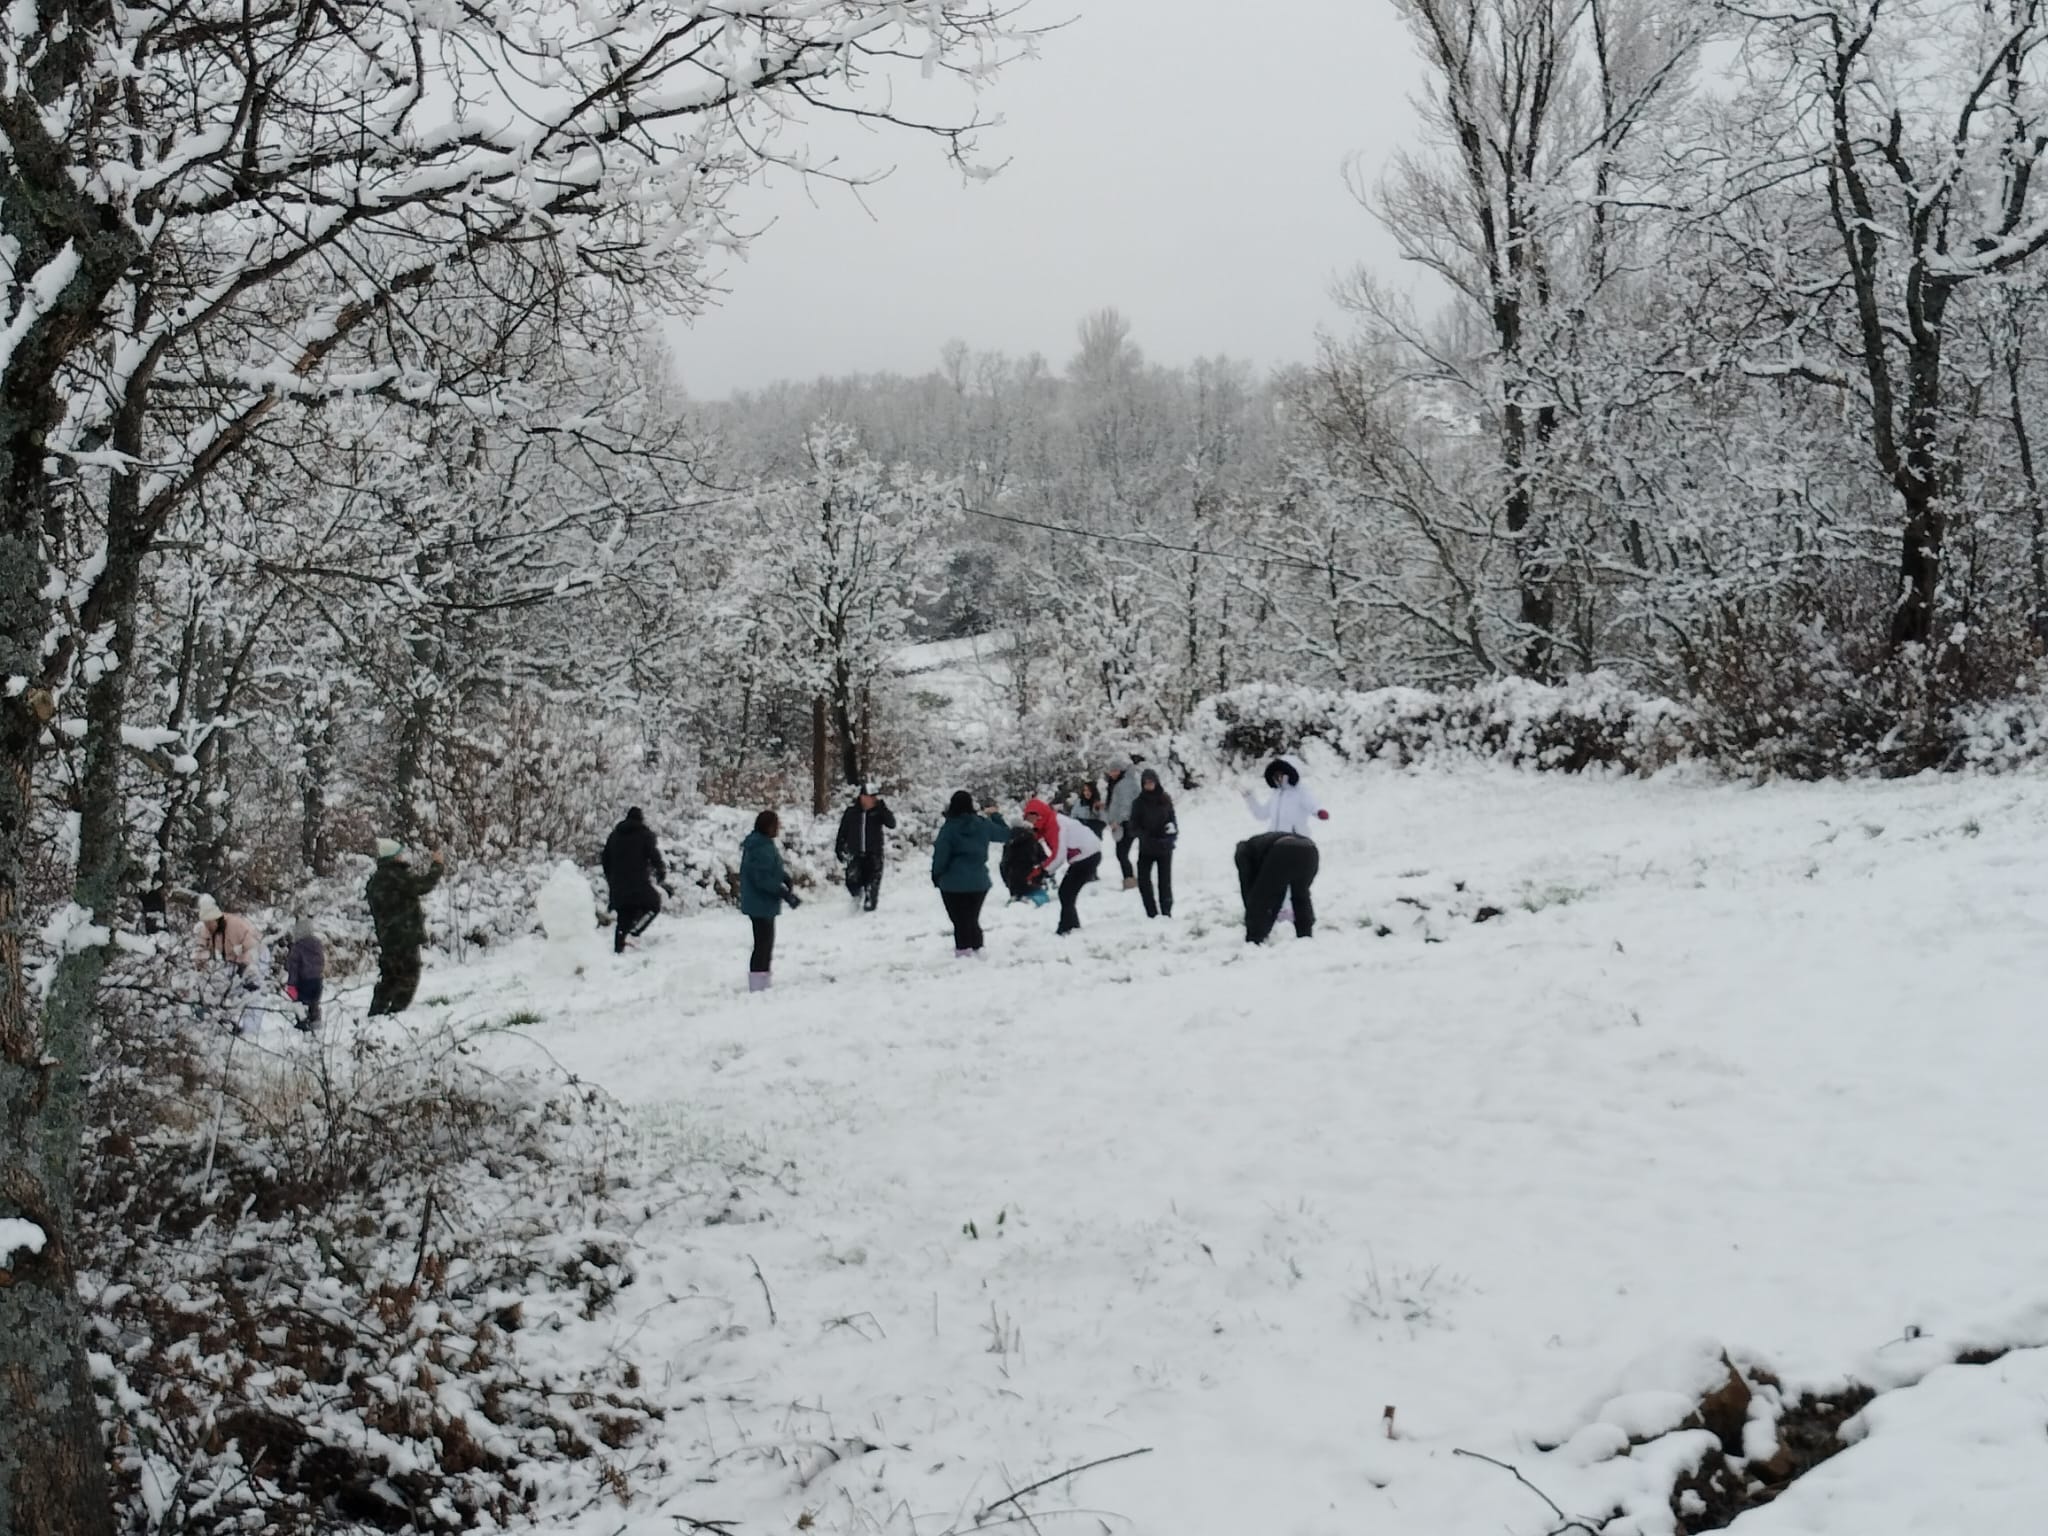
left=1236, top=831, right=1319, bottom=944
left=602, top=807, right=671, bottom=954
left=1128, top=768, right=1179, bottom=918
left=835, top=784, right=897, bottom=912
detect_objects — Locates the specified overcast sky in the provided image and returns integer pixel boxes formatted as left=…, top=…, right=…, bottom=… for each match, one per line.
left=668, top=0, right=1426, bottom=399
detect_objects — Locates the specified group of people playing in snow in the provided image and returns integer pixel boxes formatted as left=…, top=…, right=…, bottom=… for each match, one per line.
left=186, top=754, right=1330, bottom=1025
left=189, top=835, right=442, bottom=1036
left=595, top=754, right=1331, bottom=990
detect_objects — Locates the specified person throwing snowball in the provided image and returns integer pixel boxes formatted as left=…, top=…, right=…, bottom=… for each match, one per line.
left=1244, top=755, right=1329, bottom=838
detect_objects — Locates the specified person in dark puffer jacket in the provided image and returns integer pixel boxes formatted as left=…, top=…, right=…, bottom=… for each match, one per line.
left=835, top=785, right=897, bottom=912
left=1128, top=768, right=1179, bottom=919
left=930, top=791, right=1009, bottom=956
left=739, top=811, right=800, bottom=991
left=602, top=806, right=671, bottom=954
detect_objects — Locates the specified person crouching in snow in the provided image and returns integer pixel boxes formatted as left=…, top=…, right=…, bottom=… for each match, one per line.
left=1022, top=797, right=1103, bottom=937
left=284, top=917, right=325, bottom=1032
left=931, top=791, right=1009, bottom=956
left=193, top=895, right=267, bottom=1034
left=835, top=784, right=896, bottom=912
left=739, top=810, right=800, bottom=991
left=1244, top=755, right=1329, bottom=838
left=1237, top=832, right=1321, bottom=943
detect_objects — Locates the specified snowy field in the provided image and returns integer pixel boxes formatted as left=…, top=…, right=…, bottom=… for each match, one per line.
left=396, top=761, right=2048, bottom=1535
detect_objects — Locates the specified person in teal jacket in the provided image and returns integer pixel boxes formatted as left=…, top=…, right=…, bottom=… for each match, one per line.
left=930, top=790, right=1009, bottom=957
left=739, top=811, right=799, bottom=990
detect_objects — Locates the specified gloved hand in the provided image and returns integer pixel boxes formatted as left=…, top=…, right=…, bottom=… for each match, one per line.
left=783, top=887, right=802, bottom=910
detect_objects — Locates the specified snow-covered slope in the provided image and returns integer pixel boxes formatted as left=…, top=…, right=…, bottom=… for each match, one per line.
left=382, top=760, right=2048, bottom=1535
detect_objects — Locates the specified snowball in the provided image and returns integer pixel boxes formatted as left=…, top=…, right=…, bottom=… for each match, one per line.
left=535, top=860, right=598, bottom=943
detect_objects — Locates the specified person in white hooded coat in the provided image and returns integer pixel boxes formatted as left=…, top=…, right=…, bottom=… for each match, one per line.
left=1243, top=755, right=1329, bottom=838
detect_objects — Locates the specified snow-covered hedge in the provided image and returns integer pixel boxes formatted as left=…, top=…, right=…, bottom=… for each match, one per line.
left=1188, top=676, right=1698, bottom=776
left=1943, top=691, right=2048, bottom=773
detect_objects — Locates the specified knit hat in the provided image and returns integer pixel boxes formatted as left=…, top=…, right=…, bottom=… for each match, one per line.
left=292, top=917, right=317, bottom=942
left=859, top=783, right=879, bottom=798
left=375, top=837, right=405, bottom=861
left=625, top=806, right=644, bottom=825
left=945, top=790, right=975, bottom=818
left=196, top=895, right=222, bottom=923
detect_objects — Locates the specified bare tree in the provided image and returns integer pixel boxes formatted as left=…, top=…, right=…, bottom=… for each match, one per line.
left=0, top=4, right=1034, bottom=1529
left=1727, top=0, right=2048, bottom=650
left=1363, top=0, right=1710, bottom=678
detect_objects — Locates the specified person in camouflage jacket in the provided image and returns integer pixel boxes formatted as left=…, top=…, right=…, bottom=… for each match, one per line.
left=366, top=838, right=444, bottom=1015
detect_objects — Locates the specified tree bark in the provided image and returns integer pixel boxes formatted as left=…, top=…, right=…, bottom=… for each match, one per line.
left=0, top=379, right=116, bottom=1536
left=810, top=695, right=829, bottom=816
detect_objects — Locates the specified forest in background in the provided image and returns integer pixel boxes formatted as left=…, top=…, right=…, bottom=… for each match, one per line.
left=118, top=0, right=2048, bottom=920
left=15, top=1, right=2048, bottom=1530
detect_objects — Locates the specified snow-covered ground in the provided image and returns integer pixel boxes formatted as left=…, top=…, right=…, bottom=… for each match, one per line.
left=375, top=760, right=2048, bottom=1534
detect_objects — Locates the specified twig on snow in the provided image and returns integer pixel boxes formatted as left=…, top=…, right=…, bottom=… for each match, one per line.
left=1451, top=1448, right=1606, bottom=1535
left=746, top=1253, right=776, bottom=1326
left=976, top=1447, right=1155, bottom=1525
left=408, top=1190, right=437, bottom=1292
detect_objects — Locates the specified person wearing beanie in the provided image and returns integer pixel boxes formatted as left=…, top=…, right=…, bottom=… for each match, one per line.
left=929, top=791, right=1010, bottom=956
left=835, top=783, right=897, bottom=913
left=365, top=838, right=445, bottom=1015
left=192, top=895, right=267, bottom=1034
left=1237, top=831, right=1321, bottom=944
left=1128, top=768, right=1180, bottom=919
left=739, top=810, right=800, bottom=991
left=1022, top=796, right=1104, bottom=936
left=284, top=917, right=326, bottom=1031
left=192, top=895, right=261, bottom=969
left=601, top=805, right=672, bottom=954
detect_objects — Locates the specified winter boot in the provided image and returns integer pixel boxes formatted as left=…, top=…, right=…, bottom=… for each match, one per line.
left=1122, top=876, right=1137, bottom=891
left=747, top=971, right=771, bottom=993
left=954, top=948, right=974, bottom=959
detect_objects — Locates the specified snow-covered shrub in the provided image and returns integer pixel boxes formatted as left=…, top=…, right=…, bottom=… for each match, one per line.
left=1945, top=689, right=2048, bottom=773
left=1190, top=675, right=1696, bottom=775
left=81, top=961, right=680, bottom=1533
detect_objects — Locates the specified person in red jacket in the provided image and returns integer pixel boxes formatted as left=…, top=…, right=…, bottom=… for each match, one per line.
left=1022, top=798, right=1104, bottom=936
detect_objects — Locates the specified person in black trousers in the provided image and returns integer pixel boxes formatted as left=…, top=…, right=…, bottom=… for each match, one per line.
left=602, top=806, right=672, bottom=953
left=740, top=810, right=800, bottom=990
left=1236, top=831, right=1320, bottom=943
left=1129, top=768, right=1179, bottom=918
left=835, top=784, right=897, bottom=912
left=930, top=791, right=1009, bottom=955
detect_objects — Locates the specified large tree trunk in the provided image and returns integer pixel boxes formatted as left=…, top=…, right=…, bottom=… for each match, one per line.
left=810, top=695, right=829, bottom=816
left=1502, top=397, right=1558, bottom=680
left=831, top=659, right=861, bottom=789
left=0, top=445, right=115, bottom=1536
left=1888, top=487, right=1946, bottom=651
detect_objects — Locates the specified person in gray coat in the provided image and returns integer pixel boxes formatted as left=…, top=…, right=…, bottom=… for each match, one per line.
left=1103, top=759, right=1142, bottom=889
